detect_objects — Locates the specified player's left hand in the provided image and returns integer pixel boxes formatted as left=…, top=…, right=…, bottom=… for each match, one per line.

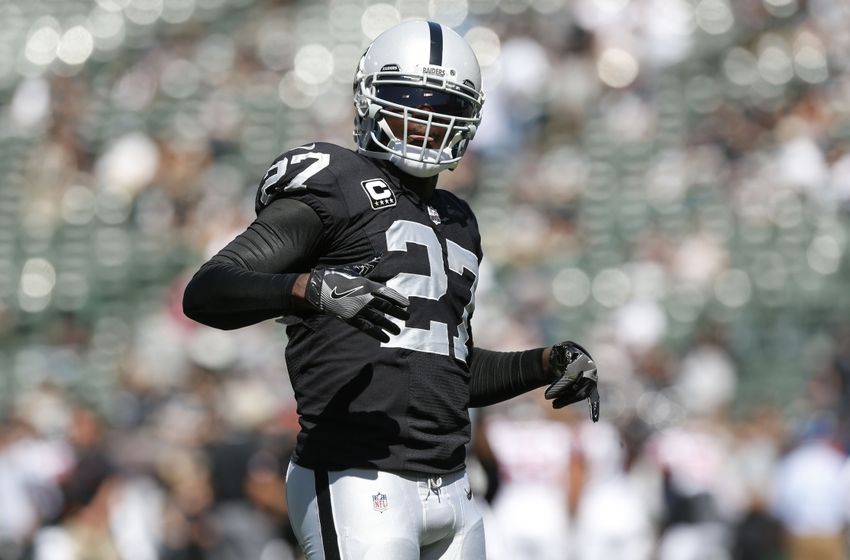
left=544, top=341, right=600, bottom=422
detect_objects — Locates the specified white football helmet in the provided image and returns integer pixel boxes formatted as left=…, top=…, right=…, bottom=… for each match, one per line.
left=353, top=20, right=485, bottom=177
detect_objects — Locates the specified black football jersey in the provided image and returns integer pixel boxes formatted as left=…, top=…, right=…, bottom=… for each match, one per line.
left=256, top=142, right=482, bottom=474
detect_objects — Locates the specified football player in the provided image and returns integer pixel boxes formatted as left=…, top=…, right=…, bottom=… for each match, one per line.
left=183, top=20, right=600, bottom=560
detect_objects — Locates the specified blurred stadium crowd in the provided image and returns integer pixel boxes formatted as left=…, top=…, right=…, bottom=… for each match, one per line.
left=2, top=0, right=850, bottom=558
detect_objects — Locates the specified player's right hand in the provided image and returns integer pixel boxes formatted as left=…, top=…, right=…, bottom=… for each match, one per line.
left=305, top=266, right=410, bottom=342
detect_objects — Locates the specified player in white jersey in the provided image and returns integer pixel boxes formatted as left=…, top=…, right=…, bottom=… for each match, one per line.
left=484, top=396, right=576, bottom=560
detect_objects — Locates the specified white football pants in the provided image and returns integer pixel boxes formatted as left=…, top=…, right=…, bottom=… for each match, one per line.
left=286, top=462, right=486, bottom=559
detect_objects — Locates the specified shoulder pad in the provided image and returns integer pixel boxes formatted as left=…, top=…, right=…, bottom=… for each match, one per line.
left=255, top=142, right=357, bottom=213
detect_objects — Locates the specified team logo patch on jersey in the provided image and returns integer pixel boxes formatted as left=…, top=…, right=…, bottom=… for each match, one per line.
left=361, top=179, right=397, bottom=210
left=372, top=492, right=389, bottom=512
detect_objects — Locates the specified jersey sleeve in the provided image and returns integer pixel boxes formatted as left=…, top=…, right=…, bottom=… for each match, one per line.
left=254, top=142, right=354, bottom=241
left=182, top=197, right=324, bottom=330
left=468, top=348, right=550, bottom=407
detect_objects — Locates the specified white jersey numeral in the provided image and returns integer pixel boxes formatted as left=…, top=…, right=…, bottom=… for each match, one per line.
left=287, top=152, right=330, bottom=190
left=260, top=159, right=288, bottom=194
left=446, top=239, right=478, bottom=363
left=382, top=220, right=478, bottom=363
left=384, top=221, right=449, bottom=356
left=259, top=152, right=330, bottom=205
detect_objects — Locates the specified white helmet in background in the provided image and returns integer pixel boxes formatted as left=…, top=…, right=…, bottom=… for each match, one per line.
left=353, top=20, right=485, bottom=177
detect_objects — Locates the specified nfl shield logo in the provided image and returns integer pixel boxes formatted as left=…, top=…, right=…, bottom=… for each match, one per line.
left=372, top=492, right=389, bottom=512
left=427, top=205, right=441, bottom=225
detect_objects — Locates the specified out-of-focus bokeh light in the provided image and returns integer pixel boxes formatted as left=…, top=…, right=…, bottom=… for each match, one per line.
left=294, top=44, right=335, bottom=86
left=757, top=35, right=794, bottom=86
left=278, top=71, right=315, bottom=110
left=694, top=0, right=734, bottom=35
left=95, top=133, right=160, bottom=195
left=10, top=77, right=50, bottom=128
left=574, top=0, right=629, bottom=30
left=552, top=267, right=591, bottom=307
left=596, top=48, right=639, bottom=88
left=87, top=8, right=126, bottom=52
left=724, top=47, right=758, bottom=86
left=763, top=0, right=799, bottom=18
left=24, top=19, right=60, bottom=67
left=61, top=186, right=96, bottom=226
left=332, top=43, right=363, bottom=83
left=714, top=268, right=752, bottom=308
left=161, top=0, right=197, bottom=24
left=96, top=0, right=131, bottom=11
left=464, top=26, right=501, bottom=68
left=429, top=0, right=468, bottom=26
left=55, top=272, right=90, bottom=311
left=19, top=258, right=56, bottom=313
left=395, top=0, right=429, bottom=19
left=257, top=18, right=294, bottom=72
left=793, top=31, right=829, bottom=84
left=124, top=0, right=164, bottom=26
left=530, top=0, right=566, bottom=13
left=56, top=25, right=94, bottom=66
left=592, top=268, right=632, bottom=308
left=499, top=0, right=531, bottom=15
left=467, top=0, right=499, bottom=15
left=196, top=35, right=235, bottom=80
left=361, top=3, right=401, bottom=40
left=160, top=59, right=201, bottom=98
left=807, top=235, right=842, bottom=275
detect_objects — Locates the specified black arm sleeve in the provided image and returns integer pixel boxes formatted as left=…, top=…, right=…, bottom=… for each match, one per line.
left=468, top=347, right=554, bottom=407
left=182, top=198, right=325, bottom=330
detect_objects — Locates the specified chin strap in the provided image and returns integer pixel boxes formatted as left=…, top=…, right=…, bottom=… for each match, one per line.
left=389, top=154, right=445, bottom=177
left=387, top=142, right=455, bottom=177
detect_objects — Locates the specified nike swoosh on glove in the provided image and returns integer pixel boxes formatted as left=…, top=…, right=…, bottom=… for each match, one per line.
left=544, top=341, right=600, bottom=422
left=305, top=265, right=409, bottom=342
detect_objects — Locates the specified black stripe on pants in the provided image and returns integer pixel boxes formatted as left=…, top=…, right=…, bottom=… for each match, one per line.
left=315, top=470, right=341, bottom=560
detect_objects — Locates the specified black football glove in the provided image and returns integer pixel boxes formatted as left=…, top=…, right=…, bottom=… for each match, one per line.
left=544, top=341, right=600, bottom=422
left=305, top=265, right=409, bottom=343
